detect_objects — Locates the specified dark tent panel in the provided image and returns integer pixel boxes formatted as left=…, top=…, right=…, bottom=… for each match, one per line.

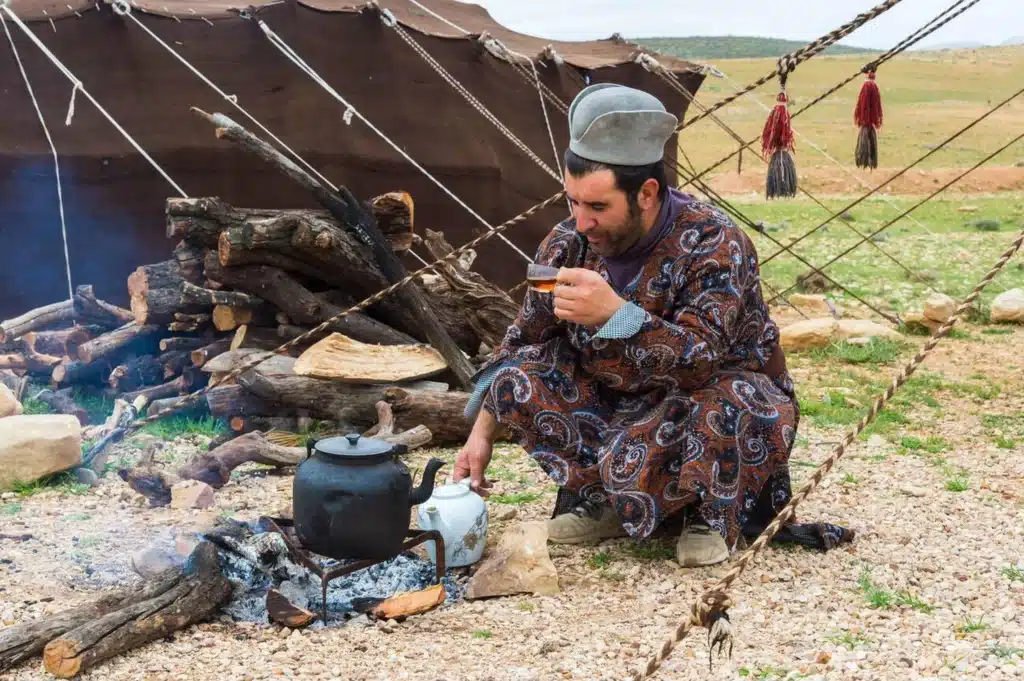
left=0, top=0, right=705, bottom=318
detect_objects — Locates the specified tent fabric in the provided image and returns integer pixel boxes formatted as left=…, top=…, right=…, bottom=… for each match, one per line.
left=0, top=0, right=705, bottom=319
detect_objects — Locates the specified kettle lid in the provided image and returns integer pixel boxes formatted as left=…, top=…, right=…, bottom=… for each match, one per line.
left=313, top=433, right=402, bottom=459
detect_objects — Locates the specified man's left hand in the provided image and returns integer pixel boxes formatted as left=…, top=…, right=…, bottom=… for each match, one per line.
left=552, top=268, right=626, bottom=328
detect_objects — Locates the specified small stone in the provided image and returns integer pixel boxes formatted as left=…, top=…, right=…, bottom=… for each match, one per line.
left=815, top=651, right=832, bottom=664
left=170, top=480, right=215, bottom=509
left=72, top=468, right=98, bottom=487
left=900, top=486, right=927, bottom=498
left=497, top=507, right=518, bottom=522
left=867, top=435, right=886, bottom=448
left=991, top=288, right=1024, bottom=323
left=845, top=336, right=871, bottom=346
left=375, top=619, right=395, bottom=633
left=923, top=293, right=957, bottom=323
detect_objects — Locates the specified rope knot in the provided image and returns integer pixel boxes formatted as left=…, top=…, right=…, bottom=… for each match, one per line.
left=379, top=7, right=397, bottom=27
left=0, top=0, right=11, bottom=9
left=776, top=54, right=797, bottom=88
left=111, top=0, right=130, bottom=15
left=692, top=591, right=734, bottom=671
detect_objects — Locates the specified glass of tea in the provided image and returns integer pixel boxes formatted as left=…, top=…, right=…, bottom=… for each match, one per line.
left=526, top=264, right=559, bottom=293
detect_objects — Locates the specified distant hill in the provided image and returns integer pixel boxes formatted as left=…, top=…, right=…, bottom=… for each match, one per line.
left=631, top=36, right=877, bottom=60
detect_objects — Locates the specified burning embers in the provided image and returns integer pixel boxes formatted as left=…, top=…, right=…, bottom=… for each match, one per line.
left=202, top=516, right=463, bottom=628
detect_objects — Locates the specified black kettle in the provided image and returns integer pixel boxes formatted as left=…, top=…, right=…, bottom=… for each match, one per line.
left=292, top=433, right=445, bottom=561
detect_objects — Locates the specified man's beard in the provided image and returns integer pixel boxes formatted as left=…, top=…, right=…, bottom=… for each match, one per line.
left=596, top=200, right=647, bottom=257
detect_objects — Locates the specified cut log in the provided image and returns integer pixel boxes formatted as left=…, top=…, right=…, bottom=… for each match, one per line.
left=211, top=303, right=276, bottom=332
left=108, top=355, right=164, bottom=393
left=160, top=336, right=210, bottom=353
left=82, top=398, right=137, bottom=443
left=0, top=371, right=28, bottom=402
left=145, top=393, right=209, bottom=420
left=0, top=554, right=193, bottom=673
left=421, top=228, right=519, bottom=349
left=62, top=327, right=100, bottom=359
left=119, top=432, right=304, bottom=504
left=3, top=336, right=62, bottom=374
left=172, top=241, right=206, bottom=284
left=200, top=348, right=274, bottom=375
left=31, top=388, right=89, bottom=426
left=77, top=322, right=163, bottom=365
left=191, top=339, right=231, bottom=368
left=0, top=354, right=27, bottom=371
left=203, top=255, right=415, bottom=346
left=206, top=384, right=290, bottom=421
left=230, top=325, right=293, bottom=353
left=127, top=261, right=185, bottom=301
left=229, top=415, right=303, bottom=434
left=293, top=332, right=447, bottom=384
left=238, top=355, right=475, bottom=444
left=134, top=279, right=262, bottom=327
left=370, top=583, right=446, bottom=620
left=120, top=375, right=191, bottom=405
left=0, top=300, right=75, bottom=343
left=72, top=285, right=135, bottom=328
left=21, top=327, right=100, bottom=358
left=159, top=349, right=193, bottom=378
left=53, top=359, right=114, bottom=387
left=41, top=542, right=232, bottom=679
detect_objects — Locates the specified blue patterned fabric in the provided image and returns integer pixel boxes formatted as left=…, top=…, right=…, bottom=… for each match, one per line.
left=594, top=302, right=646, bottom=339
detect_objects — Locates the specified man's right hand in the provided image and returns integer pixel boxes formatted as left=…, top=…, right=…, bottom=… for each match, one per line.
left=453, top=433, right=495, bottom=497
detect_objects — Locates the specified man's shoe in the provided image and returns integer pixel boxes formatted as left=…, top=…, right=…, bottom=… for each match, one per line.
left=676, top=521, right=729, bottom=567
left=547, top=501, right=628, bottom=544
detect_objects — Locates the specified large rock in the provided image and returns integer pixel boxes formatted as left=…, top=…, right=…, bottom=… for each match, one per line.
left=779, top=318, right=902, bottom=351
left=0, top=415, right=82, bottom=491
left=0, top=383, right=23, bottom=418
left=991, top=288, right=1024, bottom=323
left=923, top=293, right=957, bottom=323
left=171, top=480, right=216, bottom=509
left=465, top=521, right=559, bottom=599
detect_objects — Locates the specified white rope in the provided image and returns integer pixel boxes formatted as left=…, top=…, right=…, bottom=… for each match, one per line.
left=256, top=18, right=535, bottom=263
left=2, top=11, right=74, bottom=307
left=403, top=0, right=468, bottom=34
left=528, top=58, right=572, bottom=212
left=111, top=0, right=433, bottom=267
left=378, top=7, right=562, bottom=183
left=0, top=3, right=187, bottom=198
left=714, top=67, right=977, bottom=268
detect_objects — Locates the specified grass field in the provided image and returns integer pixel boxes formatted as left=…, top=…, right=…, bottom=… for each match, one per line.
left=635, top=36, right=874, bottom=60
left=670, top=46, right=1024, bottom=180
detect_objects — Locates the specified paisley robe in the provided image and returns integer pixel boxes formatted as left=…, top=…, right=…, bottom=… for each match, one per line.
left=475, top=199, right=814, bottom=550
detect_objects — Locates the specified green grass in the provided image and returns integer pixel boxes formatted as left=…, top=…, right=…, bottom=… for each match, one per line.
left=956, top=616, right=990, bottom=635
left=489, top=492, right=542, bottom=505
left=1, top=503, right=22, bottom=515
left=587, top=551, right=616, bottom=570
left=635, top=36, right=874, bottom=60
left=857, top=566, right=934, bottom=613
left=8, top=472, right=91, bottom=498
left=621, top=539, right=675, bottom=562
left=1002, top=566, right=1024, bottom=582
left=471, top=630, right=493, bottom=640
left=808, top=338, right=909, bottom=364
left=136, top=415, right=228, bottom=440
left=825, top=630, right=875, bottom=649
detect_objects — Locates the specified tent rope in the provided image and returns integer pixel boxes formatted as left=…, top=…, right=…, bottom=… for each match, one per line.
left=1, top=11, right=75, bottom=312
left=632, top=207, right=1024, bottom=680
left=254, top=16, right=537, bottom=264
left=637, top=52, right=943, bottom=300
left=767, top=127, right=1024, bottom=306
left=760, top=85, right=1024, bottom=275
left=108, top=0, right=433, bottom=269
left=676, top=0, right=906, bottom=133
left=680, top=0, right=987, bottom=193
left=374, top=4, right=562, bottom=183
left=0, top=2, right=188, bottom=198
left=126, top=189, right=566, bottom=430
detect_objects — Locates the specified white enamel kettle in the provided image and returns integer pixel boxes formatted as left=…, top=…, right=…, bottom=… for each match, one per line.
left=415, top=478, right=488, bottom=568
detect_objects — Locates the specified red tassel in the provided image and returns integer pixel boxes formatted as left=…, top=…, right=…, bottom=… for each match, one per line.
left=855, top=72, right=883, bottom=129
left=761, top=92, right=795, bottom=158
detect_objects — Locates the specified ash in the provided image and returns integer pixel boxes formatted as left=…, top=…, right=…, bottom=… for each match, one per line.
left=203, top=520, right=465, bottom=627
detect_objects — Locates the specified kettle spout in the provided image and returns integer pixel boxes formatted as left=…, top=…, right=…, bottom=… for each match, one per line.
left=409, top=458, right=446, bottom=506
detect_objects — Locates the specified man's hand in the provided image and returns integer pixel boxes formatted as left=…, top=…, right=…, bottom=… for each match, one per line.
left=452, top=433, right=494, bottom=497
left=552, top=267, right=627, bottom=328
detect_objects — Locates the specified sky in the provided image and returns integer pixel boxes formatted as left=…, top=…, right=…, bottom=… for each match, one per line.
left=457, top=0, right=1022, bottom=49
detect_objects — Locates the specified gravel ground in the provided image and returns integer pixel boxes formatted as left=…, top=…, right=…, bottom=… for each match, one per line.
left=2, top=323, right=1023, bottom=681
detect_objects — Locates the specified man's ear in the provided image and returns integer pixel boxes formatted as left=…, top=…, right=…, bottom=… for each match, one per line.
left=636, top=178, right=661, bottom=212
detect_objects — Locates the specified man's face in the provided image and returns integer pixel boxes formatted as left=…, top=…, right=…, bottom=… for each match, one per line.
left=564, top=169, right=657, bottom=257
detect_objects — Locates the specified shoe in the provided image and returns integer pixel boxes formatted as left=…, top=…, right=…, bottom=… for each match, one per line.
left=547, top=500, right=628, bottom=545
left=676, top=521, right=729, bottom=567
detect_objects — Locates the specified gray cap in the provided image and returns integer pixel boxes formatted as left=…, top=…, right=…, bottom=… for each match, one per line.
left=567, top=83, right=679, bottom=166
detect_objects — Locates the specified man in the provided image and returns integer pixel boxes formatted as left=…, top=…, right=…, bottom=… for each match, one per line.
left=453, top=83, right=802, bottom=567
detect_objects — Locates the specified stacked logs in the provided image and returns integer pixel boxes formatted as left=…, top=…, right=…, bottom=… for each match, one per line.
left=0, top=191, right=517, bottom=442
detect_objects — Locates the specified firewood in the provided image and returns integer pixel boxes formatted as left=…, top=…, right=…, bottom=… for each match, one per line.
left=21, top=327, right=100, bottom=358
left=72, top=285, right=135, bottom=328
left=108, top=355, right=164, bottom=393
left=200, top=348, right=273, bottom=375
left=76, top=322, right=163, bottom=365
left=362, top=401, right=432, bottom=450
left=230, top=325, right=292, bottom=353
left=160, top=336, right=210, bottom=353
left=0, top=371, right=28, bottom=402
left=133, top=278, right=262, bottom=327
left=82, top=398, right=136, bottom=442
left=30, top=388, right=89, bottom=426
left=145, top=393, right=209, bottom=420
left=40, top=542, right=232, bottom=679
left=237, top=355, right=475, bottom=444
left=190, top=339, right=231, bottom=368
left=421, top=228, right=519, bottom=349
left=0, top=553, right=195, bottom=673
left=229, top=415, right=304, bottom=434
left=52, top=358, right=113, bottom=387
left=120, top=375, right=191, bottom=405
left=203, top=255, right=416, bottom=346
left=211, top=303, right=275, bottom=332
left=119, top=432, right=305, bottom=505
left=0, top=300, right=75, bottom=343
left=172, top=241, right=206, bottom=284
left=370, top=583, right=445, bottom=620
left=293, top=332, right=447, bottom=383
left=205, top=384, right=291, bottom=421
left=156, top=350, right=190, bottom=379
left=266, top=589, right=315, bottom=629
left=0, top=354, right=27, bottom=371
left=63, top=327, right=99, bottom=359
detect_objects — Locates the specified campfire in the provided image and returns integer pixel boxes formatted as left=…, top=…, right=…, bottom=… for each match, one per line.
left=0, top=112, right=550, bottom=678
